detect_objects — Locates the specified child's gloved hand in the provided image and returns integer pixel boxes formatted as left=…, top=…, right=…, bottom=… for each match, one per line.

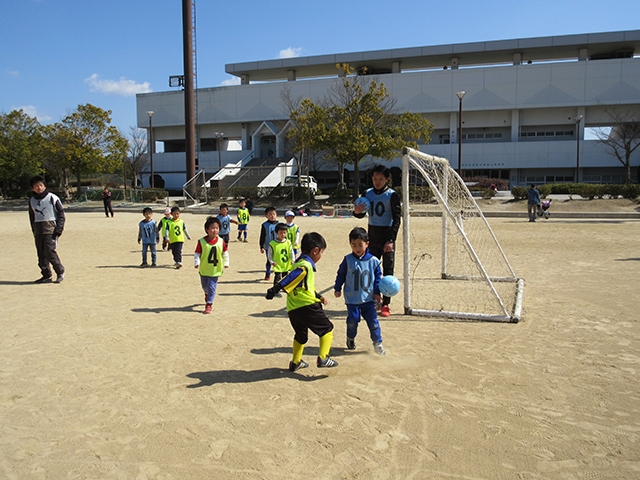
left=265, top=288, right=276, bottom=300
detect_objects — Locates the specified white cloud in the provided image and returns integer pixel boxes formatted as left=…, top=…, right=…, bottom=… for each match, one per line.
left=220, top=76, right=241, bottom=86
left=278, top=47, right=302, bottom=59
left=84, top=74, right=152, bottom=97
left=13, top=105, right=52, bottom=122
left=7, top=70, right=19, bottom=77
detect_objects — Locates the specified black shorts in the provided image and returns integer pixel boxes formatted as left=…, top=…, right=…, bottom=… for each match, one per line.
left=288, top=302, right=334, bottom=345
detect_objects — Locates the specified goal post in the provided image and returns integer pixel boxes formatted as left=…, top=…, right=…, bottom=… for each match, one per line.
left=401, top=147, right=524, bottom=323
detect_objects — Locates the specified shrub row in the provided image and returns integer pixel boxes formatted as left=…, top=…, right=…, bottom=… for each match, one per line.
left=511, top=183, right=640, bottom=200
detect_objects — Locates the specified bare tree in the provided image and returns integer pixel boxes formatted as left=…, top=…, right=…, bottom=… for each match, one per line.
left=594, top=109, right=640, bottom=184
left=128, top=127, right=149, bottom=188
left=281, top=87, right=322, bottom=184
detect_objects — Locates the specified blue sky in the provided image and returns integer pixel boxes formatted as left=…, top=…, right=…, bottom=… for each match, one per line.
left=2, top=0, right=639, bottom=137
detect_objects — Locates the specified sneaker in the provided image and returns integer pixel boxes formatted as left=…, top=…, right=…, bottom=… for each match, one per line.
left=140, top=262, right=148, bottom=267
left=380, top=305, right=391, bottom=317
left=346, top=338, right=356, bottom=350
left=243, top=239, right=248, bottom=243
left=288, top=359, right=309, bottom=372
left=204, top=304, right=212, bottom=314
left=176, top=263, right=183, bottom=269
left=373, top=342, right=386, bottom=356
left=54, top=273, right=65, bottom=284
left=264, top=276, right=271, bottom=281
left=34, top=276, right=52, bottom=284
left=151, top=263, right=157, bottom=267
left=317, top=356, right=339, bottom=368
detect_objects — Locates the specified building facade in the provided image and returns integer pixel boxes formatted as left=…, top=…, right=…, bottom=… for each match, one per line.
left=136, top=30, right=640, bottom=191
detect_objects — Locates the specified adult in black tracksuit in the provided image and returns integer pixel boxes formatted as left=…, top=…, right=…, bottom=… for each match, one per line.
left=28, top=175, right=66, bottom=283
left=353, top=165, right=401, bottom=317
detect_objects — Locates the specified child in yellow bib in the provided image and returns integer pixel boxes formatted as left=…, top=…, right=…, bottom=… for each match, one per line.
left=265, top=232, right=338, bottom=371
left=167, top=206, right=191, bottom=268
left=268, top=223, right=294, bottom=291
left=194, top=216, right=229, bottom=314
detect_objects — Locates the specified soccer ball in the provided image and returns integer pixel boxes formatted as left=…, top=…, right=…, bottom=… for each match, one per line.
left=354, top=196, right=369, bottom=212
left=379, top=275, right=401, bottom=297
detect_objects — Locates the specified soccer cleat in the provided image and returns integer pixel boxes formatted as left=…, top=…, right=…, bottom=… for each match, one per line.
left=373, top=342, right=386, bottom=356
left=204, top=304, right=212, bottom=314
left=346, top=338, right=356, bottom=350
left=380, top=305, right=391, bottom=317
left=288, top=359, right=309, bottom=372
left=317, top=356, right=339, bottom=368
left=54, top=273, right=65, bottom=284
left=140, top=262, right=148, bottom=267
left=176, top=263, right=183, bottom=269
left=151, top=263, right=157, bottom=267
left=34, top=276, right=52, bottom=284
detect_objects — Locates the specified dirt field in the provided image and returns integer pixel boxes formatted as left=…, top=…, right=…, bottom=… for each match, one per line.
left=1, top=208, right=639, bottom=479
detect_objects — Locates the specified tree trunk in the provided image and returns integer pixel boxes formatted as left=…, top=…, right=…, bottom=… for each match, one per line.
left=76, top=171, right=82, bottom=199
left=353, top=159, right=361, bottom=200
left=336, top=163, right=347, bottom=194
left=61, top=170, right=71, bottom=201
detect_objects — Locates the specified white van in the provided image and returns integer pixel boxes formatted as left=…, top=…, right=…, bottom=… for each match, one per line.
left=283, top=175, right=318, bottom=194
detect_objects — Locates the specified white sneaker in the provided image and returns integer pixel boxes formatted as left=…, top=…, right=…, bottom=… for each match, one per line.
left=373, top=342, right=386, bottom=356
left=55, top=273, right=65, bottom=283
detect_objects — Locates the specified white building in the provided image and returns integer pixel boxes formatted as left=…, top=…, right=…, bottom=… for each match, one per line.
left=136, top=29, right=640, bottom=191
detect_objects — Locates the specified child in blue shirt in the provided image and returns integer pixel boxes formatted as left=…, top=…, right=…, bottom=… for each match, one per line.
left=334, top=227, right=386, bottom=355
left=138, top=207, right=159, bottom=267
left=259, top=206, right=279, bottom=281
left=216, top=203, right=238, bottom=245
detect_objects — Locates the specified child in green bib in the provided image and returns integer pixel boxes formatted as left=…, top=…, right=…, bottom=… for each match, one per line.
left=194, top=216, right=229, bottom=314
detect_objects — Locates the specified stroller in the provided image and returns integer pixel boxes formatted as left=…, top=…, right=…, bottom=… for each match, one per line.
left=536, top=199, right=552, bottom=219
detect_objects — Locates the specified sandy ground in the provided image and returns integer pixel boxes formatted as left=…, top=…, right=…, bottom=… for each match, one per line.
left=1, top=208, right=639, bottom=479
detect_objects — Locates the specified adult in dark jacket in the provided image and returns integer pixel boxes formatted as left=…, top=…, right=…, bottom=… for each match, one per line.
left=29, top=175, right=66, bottom=283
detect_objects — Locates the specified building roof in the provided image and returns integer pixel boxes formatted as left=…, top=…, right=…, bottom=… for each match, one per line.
left=225, top=30, right=640, bottom=82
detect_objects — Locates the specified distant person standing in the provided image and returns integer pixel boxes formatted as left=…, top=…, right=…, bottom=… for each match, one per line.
left=102, top=187, right=114, bottom=218
left=28, top=175, right=66, bottom=283
left=527, top=184, right=541, bottom=222
left=245, top=197, right=254, bottom=216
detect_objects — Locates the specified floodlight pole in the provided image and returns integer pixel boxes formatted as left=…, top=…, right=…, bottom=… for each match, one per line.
left=456, top=91, right=466, bottom=178
left=182, top=0, right=196, bottom=182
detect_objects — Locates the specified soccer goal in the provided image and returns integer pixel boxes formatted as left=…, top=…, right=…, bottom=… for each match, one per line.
left=401, top=147, right=524, bottom=323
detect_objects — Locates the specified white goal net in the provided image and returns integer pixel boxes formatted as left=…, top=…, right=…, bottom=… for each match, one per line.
left=401, top=147, right=524, bottom=322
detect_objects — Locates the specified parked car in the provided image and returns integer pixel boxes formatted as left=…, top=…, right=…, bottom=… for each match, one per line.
left=283, top=175, right=318, bottom=194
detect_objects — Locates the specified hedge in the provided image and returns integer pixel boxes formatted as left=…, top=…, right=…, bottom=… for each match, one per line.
left=512, top=183, right=640, bottom=200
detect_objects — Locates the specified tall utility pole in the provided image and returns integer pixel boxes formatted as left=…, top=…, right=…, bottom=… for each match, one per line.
left=456, top=91, right=466, bottom=178
left=182, top=0, right=196, bottom=182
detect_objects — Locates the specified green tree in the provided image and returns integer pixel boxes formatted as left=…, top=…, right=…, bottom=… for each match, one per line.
left=594, top=109, right=640, bottom=184
left=0, top=110, right=44, bottom=194
left=288, top=64, right=433, bottom=198
left=44, top=104, right=128, bottom=199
